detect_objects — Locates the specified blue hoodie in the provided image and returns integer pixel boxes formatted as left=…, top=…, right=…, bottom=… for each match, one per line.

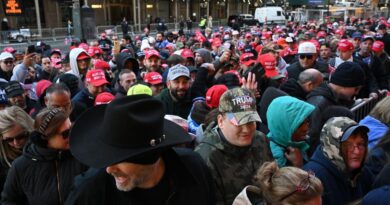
left=359, top=115, right=389, bottom=149
left=266, top=96, right=315, bottom=167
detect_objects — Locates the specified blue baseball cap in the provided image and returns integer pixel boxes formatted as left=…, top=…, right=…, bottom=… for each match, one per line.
left=352, top=32, right=362, bottom=39
left=341, top=124, right=369, bottom=142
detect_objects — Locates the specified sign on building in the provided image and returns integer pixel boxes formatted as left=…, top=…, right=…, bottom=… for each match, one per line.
left=5, top=0, right=22, bottom=14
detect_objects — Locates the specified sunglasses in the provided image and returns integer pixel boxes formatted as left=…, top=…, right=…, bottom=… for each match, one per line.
left=3, top=61, right=14, bottom=65
left=242, top=56, right=255, bottom=62
left=60, top=129, right=70, bottom=139
left=299, top=54, right=314, bottom=60
left=3, top=131, right=29, bottom=144
left=279, top=171, right=315, bottom=201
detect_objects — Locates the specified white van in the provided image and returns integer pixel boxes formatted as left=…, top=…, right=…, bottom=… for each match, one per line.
left=254, top=7, right=286, bottom=24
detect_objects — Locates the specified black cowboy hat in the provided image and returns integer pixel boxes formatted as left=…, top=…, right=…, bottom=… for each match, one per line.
left=69, top=94, right=191, bottom=168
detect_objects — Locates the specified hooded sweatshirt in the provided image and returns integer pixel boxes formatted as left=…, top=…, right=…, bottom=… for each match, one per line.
left=304, top=117, right=374, bottom=205
left=68, top=48, right=89, bottom=78
left=195, top=48, right=212, bottom=64
left=266, top=96, right=315, bottom=167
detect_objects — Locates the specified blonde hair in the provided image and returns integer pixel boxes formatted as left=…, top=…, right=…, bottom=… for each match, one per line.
left=369, top=96, right=390, bottom=126
left=255, top=162, right=323, bottom=205
left=0, top=106, right=34, bottom=166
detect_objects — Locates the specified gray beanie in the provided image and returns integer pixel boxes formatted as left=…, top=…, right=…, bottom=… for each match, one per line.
left=195, top=48, right=212, bottom=63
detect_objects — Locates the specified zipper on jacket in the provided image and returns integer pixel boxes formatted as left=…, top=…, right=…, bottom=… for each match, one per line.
left=55, top=152, right=63, bottom=205
left=165, top=191, right=176, bottom=205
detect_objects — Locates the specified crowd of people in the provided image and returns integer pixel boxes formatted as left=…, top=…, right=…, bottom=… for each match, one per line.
left=0, top=15, right=390, bottom=205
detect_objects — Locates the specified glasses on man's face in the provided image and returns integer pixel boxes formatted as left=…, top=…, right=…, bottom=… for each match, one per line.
left=299, top=54, right=314, bottom=60
left=279, top=171, right=315, bottom=202
left=3, top=131, right=29, bottom=144
left=59, top=129, right=70, bottom=139
left=3, top=61, right=13, bottom=65
left=343, top=142, right=366, bottom=152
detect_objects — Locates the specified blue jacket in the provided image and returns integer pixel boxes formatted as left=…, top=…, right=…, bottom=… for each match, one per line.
left=304, top=146, right=374, bottom=205
left=266, top=96, right=314, bottom=167
left=359, top=115, right=389, bottom=149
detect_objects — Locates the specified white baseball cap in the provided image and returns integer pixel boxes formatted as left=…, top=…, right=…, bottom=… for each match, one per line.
left=0, top=52, right=14, bottom=61
left=298, top=42, right=317, bottom=54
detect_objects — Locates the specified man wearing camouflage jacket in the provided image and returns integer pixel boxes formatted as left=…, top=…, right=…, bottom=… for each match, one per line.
left=195, top=88, right=273, bottom=205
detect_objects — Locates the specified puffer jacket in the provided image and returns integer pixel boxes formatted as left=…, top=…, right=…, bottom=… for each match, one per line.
left=303, top=117, right=374, bottom=205
left=195, top=122, right=273, bottom=205
left=266, top=96, right=314, bottom=167
left=1, top=142, right=88, bottom=205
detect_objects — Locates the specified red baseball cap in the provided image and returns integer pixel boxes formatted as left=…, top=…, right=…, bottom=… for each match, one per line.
left=372, top=41, right=385, bottom=52
left=224, top=70, right=243, bottom=85
left=94, top=92, right=115, bottom=105
left=205, top=84, right=228, bottom=109
left=245, top=33, right=253, bottom=38
left=240, top=52, right=256, bottom=67
left=77, top=52, right=91, bottom=60
left=86, top=69, right=109, bottom=87
left=338, top=39, right=354, bottom=52
left=145, top=49, right=160, bottom=59
left=35, top=80, right=52, bottom=98
left=258, top=53, right=279, bottom=78
left=181, top=48, right=194, bottom=59
left=335, top=29, right=344, bottom=35
left=317, top=31, right=327, bottom=38
left=88, top=47, right=103, bottom=57
left=94, top=60, right=110, bottom=70
left=3, top=47, right=16, bottom=54
left=143, top=72, right=163, bottom=85
left=78, top=43, right=89, bottom=52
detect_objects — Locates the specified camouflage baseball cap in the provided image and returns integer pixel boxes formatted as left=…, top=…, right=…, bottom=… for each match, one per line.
left=320, top=117, right=369, bottom=172
left=321, top=117, right=369, bottom=144
left=218, top=88, right=261, bottom=126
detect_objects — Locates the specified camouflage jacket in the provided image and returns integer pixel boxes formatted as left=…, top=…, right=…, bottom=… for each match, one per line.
left=195, top=122, right=273, bottom=205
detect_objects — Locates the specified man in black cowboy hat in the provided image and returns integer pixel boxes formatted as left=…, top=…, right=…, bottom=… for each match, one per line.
left=65, top=95, right=215, bottom=205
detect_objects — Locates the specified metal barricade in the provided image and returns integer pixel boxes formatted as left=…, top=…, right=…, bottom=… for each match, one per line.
left=350, top=91, right=388, bottom=122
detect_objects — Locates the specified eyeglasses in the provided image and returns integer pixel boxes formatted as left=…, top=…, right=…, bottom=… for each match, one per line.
left=3, top=61, right=14, bottom=65
left=3, top=131, right=29, bottom=144
left=279, top=171, right=315, bottom=202
left=343, top=143, right=366, bottom=152
left=59, top=129, right=70, bottom=139
left=299, top=54, right=314, bottom=60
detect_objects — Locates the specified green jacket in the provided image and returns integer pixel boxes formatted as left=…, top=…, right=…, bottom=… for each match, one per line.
left=195, top=122, right=273, bottom=205
left=155, top=88, right=192, bottom=119
left=266, top=96, right=314, bottom=167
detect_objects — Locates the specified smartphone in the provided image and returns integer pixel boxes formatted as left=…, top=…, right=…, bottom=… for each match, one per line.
left=26, top=45, right=36, bottom=54
left=113, top=39, right=120, bottom=54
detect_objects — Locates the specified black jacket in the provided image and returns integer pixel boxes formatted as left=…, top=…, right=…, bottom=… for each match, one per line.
left=354, top=51, right=388, bottom=90
left=64, top=148, right=215, bottom=205
left=1, top=143, right=87, bottom=205
left=72, top=88, right=95, bottom=109
left=306, top=84, right=355, bottom=156
left=329, top=57, right=379, bottom=98
left=286, top=60, right=329, bottom=80
left=279, top=78, right=307, bottom=101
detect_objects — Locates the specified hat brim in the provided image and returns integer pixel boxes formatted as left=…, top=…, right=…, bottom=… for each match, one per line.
left=7, top=90, right=24, bottom=98
left=77, top=56, right=91, bottom=60
left=226, top=111, right=261, bottom=126
left=341, top=125, right=369, bottom=142
left=265, top=69, right=282, bottom=78
left=89, top=79, right=109, bottom=87
left=70, top=105, right=192, bottom=168
left=242, top=60, right=256, bottom=67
